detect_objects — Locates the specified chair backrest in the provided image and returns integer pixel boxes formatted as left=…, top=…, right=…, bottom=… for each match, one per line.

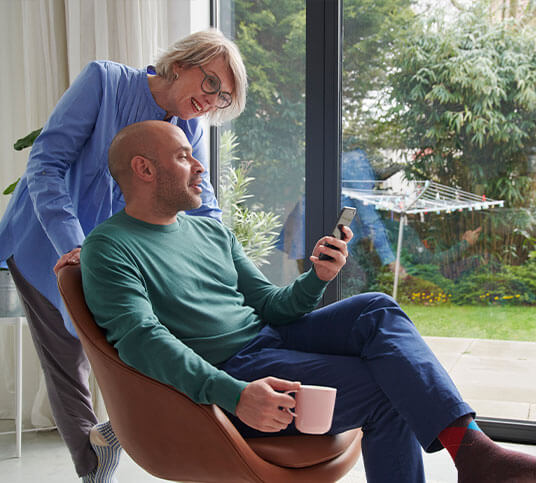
left=57, top=264, right=362, bottom=482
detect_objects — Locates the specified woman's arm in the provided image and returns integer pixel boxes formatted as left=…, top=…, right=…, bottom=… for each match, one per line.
left=26, top=62, right=106, bottom=256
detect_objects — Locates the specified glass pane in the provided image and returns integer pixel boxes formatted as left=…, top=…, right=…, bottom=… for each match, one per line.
left=218, top=0, right=306, bottom=286
left=342, top=1, right=536, bottom=424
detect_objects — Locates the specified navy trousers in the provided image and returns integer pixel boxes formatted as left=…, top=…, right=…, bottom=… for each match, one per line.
left=221, top=292, right=473, bottom=483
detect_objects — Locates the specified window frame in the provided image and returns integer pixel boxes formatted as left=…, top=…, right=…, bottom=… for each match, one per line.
left=305, top=0, right=343, bottom=305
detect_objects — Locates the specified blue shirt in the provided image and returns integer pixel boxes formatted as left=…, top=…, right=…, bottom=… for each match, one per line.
left=0, top=61, right=221, bottom=336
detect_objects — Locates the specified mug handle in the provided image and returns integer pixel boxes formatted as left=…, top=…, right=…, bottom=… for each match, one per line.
left=284, top=390, right=297, bottom=417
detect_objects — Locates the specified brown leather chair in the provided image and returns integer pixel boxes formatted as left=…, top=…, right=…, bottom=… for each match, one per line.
left=57, top=264, right=362, bottom=482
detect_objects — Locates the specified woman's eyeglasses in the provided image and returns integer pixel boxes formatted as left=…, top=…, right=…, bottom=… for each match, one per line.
left=199, top=66, right=232, bottom=109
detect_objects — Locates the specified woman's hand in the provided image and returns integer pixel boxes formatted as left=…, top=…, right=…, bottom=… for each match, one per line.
left=54, top=247, right=81, bottom=275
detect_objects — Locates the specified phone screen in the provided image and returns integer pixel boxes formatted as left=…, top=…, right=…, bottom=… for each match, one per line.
left=332, top=207, right=356, bottom=239
left=318, top=207, right=356, bottom=260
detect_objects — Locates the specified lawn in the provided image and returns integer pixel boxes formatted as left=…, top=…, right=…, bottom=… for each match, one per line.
left=400, top=304, right=536, bottom=342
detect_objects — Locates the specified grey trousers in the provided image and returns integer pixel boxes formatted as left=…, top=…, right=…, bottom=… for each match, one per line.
left=7, top=257, right=98, bottom=477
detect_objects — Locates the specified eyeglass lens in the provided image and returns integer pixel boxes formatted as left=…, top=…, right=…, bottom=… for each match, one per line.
left=200, top=67, right=232, bottom=109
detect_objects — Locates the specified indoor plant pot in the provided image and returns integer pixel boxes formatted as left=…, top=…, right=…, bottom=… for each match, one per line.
left=0, top=269, right=25, bottom=317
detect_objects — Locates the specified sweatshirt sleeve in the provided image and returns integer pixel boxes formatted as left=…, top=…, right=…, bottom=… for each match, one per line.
left=81, top=235, right=247, bottom=414
left=231, top=233, right=329, bottom=324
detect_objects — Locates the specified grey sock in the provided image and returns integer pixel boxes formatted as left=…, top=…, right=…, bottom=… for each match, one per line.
left=81, top=421, right=122, bottom=483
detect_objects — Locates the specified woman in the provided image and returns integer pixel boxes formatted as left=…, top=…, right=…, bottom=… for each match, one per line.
left=0, top=29, right=247, bottom=481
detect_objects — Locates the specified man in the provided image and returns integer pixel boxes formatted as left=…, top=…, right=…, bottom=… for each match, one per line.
left=81, top=121, right=536, bottom=483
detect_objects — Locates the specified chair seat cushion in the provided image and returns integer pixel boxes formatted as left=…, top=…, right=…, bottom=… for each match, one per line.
left=246, top=428, right=361, bottom=469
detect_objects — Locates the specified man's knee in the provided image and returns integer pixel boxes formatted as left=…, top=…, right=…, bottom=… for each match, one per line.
left=346, top=292, right=413, bottom=336
left=347, top=292, right=399, bottom=311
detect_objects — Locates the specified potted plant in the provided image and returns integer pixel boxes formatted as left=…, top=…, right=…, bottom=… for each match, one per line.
left=0, top=270, right=25, bottom=317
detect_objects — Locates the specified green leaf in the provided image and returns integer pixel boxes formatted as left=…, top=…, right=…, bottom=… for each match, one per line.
left=3, top=178, right=20, bottom=195
left=13, top=128, right=42, bottom=151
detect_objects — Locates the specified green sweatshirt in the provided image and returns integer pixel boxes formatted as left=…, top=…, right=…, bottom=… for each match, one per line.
left=81, top=210, right=328, bottom=414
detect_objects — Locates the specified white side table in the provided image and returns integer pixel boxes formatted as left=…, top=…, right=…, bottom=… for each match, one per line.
left=1, top=316, right=24, bottom=457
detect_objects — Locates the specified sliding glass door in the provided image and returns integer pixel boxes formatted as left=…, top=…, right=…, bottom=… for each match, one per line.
left=340, top=0, right=536, bottom=430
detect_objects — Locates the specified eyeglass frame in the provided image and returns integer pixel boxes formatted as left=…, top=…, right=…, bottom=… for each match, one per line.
left=198, top=66, right=233, bottom=109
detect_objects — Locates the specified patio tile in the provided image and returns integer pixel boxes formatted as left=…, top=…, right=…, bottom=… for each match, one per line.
left=467, top=339, right=536, bottom=361
left=430, top=352, right=464, bottom=372
left=418, top=337, right=536, bottom=418
left=465, top=398, right=531, bottom=420
left=423, top=336, right=474, bottom=371
left=423, top=336, right=474, bottom=354
left=450, top=353, right=536, bottom=402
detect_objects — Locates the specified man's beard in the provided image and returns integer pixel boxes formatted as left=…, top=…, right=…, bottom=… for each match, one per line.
left=154, top=173, right=201, bottom=215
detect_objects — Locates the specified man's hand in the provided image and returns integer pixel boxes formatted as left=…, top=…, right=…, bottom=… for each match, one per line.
left=54, top=247, right=81, bottom=275
left=310, top=226, right=353, bottom=281
left=235, top=377, right=300, bottom=432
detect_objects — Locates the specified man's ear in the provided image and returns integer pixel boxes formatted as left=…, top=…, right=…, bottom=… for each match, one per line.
left=131, top=155, right=156, bottom=182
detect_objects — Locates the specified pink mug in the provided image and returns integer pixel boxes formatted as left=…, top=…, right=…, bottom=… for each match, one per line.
left=286, top=385, right=337, bottom=434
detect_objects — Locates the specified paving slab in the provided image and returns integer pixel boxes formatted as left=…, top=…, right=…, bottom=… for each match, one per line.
left=451, top=358, right=536, bottom=402
left=466, top=339, right=536, bottom=361
left=466, top=398, right=532, bottom=420
left=423, top=336, right=474, bottom=354
left=423, top=337, right=536, bottom=421
left=423, top=336, right=473, bottom=371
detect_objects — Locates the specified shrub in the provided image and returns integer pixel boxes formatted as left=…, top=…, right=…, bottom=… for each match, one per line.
left=452, top=260, right=536, bottom=305
left=371, top=267, right=451, bottom=305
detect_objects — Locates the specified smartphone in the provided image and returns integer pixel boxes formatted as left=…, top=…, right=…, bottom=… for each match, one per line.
left=318, top=206, right=356, bottom=260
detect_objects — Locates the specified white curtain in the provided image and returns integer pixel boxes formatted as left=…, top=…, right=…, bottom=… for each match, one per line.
left=0, top=0, right=205, bottom=431
left=64, top=0, right=168, bottom=83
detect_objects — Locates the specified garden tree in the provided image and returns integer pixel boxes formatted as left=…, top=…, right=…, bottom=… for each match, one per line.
left=230, top=0, right=306, bottom=214
left=447, top=0, right=536, bottom=24
left=342, top=0, right=416, bottom=155
left=387, top=10, right=536, bottom=263
left=487, top=0, right=536, bottom=24
left=230, top=0, right=416, bottom=212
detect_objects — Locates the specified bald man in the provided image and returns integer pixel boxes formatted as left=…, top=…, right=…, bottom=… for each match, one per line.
left=107, top=121, right=206, bottom=223
left=80, top=121, right=536, bottom=483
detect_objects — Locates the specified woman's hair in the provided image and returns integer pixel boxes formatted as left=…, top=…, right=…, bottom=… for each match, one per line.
left=155, top=29, right=247, bottom=125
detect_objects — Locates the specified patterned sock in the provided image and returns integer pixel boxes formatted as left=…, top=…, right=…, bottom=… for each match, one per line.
left=439, top=415, right=536, bottom=483
left=81, top=421, right=122, bottom=483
